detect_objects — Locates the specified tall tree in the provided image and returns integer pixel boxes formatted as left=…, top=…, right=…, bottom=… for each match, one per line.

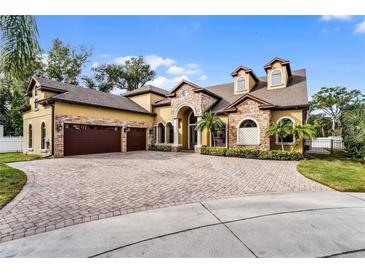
left=83, top=56, right=155, bottom=92
left=310, top=87, right=364, bottom=135
left=122, top=57, right=156, bottom=91
left=42, top=38, right=91, bottom=85
left=0, top=15, right=40, bottom=80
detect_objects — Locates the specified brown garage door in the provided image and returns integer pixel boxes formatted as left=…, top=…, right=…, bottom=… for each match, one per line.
left=64, top=124, right=121, bottom=156
left=127, top=127, right=146, bottom=151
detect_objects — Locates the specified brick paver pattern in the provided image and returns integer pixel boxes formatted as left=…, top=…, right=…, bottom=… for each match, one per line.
left=0, top=151, right=330, bottom=242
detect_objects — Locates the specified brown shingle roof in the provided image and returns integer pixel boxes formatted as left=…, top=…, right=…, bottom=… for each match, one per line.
left=152, top=98, right=171, bottom=107
left=205, top=69, right=308, bottom=113
left=29, top=76, right=152, bottom=115
left=123, top=85, right=169, bottom=97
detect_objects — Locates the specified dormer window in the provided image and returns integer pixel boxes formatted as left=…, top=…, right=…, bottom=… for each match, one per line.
left=236, top=76, right=246, bottom=93
left=271, top=69, right=282, bottom=86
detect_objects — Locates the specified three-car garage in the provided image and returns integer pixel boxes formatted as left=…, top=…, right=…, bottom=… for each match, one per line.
left=63, top=124, right=146, bottom=156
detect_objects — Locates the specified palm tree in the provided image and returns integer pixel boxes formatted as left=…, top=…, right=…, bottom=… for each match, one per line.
left=266, top=120, right=291, bottom=151
left=0, top=15, right=40, bottom=80
left=195, top=111, right=225, bottom=147
left=287, top=123, right=316, bottom=152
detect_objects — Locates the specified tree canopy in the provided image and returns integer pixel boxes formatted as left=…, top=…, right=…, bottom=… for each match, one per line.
left=83, top=56, right=155, bottom=92
left=310, top=87, right=364, bottom=134
left=40, top=38, right=92, bottom=85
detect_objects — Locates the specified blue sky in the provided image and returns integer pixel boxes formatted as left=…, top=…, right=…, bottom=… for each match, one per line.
left=36, top=16, right=365, bottom=96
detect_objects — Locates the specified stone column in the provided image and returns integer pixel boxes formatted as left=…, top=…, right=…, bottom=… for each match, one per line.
left=173, top=118, right=179, bottom=146
left=195, top=116, right=202, bottom=151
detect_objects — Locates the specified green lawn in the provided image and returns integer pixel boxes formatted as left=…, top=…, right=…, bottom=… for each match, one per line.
left=297, top=154, right=365, bottom=192
left=0, top=152, right=41, bottom=164
left=0, top=152, right=42, bottom=208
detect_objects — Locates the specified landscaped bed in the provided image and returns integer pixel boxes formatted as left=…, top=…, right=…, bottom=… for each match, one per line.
left=0, top=152, right=41, bottom=208
left=297, top=153, right=365, bottom=192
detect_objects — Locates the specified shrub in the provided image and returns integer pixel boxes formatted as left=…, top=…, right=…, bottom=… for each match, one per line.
left=201, top=146, right=303, bottom=161
left=148, top=144, right=172, bottom=152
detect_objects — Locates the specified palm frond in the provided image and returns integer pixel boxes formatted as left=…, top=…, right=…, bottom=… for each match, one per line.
left=0, top=15, right=40, bottom=79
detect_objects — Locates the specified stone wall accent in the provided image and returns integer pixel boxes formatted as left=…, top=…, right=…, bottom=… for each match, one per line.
left=54, top=114, right=152, bottom=157
left=171, top=83, right=217, bottom=118
left=227, top=99, right=271, bottom=150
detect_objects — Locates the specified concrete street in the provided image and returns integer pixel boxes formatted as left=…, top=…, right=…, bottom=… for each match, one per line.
left=0, top=191, right=364, bottom=258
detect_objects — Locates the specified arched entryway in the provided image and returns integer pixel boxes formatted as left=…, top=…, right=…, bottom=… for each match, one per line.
left=173, top=105, right=201, bottom=151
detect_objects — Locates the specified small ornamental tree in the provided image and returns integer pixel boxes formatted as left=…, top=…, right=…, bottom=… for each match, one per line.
left=287, top=124, right=316, bottom=152
left=266, top=120, right=291, bottom=151
left=195, top=111, right=225, bottom=147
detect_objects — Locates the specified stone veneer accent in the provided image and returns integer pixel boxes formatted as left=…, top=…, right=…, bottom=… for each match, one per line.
left=227, top=98, right=271, bottom=150
left=171, top=83, right=217, bottom=118
left=54, top=114, right=152, bottom=157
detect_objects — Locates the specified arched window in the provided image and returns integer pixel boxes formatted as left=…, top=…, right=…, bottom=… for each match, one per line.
left=271, top=69, right=282, bottom=86
left=28, top=124, right=33, bottom=148
left=238, top=119, right=260, bottom=145
left=41, top=122, right=46, bottom=149
left=236, top=76, right=246, bottom=92
left=166, top=122, right=174, bottom=144
left=158, top=123, right=165, bottom=143
left=276, top=117, right=295, bottom=144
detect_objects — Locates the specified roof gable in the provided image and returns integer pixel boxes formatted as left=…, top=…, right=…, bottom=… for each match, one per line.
left=264, top=57, right=292, bottom=77
left=230, top=65, right=259, bottom=82
left=224, top=93, right=273, bottom=112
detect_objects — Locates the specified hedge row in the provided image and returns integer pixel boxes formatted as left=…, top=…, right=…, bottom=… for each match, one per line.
left=200, top=146, right=304, bottom=161
left=148, top=144, right=172, bottom=152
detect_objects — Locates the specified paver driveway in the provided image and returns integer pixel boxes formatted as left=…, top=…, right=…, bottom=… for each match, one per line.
left=0, top=151, right=329, bottom=242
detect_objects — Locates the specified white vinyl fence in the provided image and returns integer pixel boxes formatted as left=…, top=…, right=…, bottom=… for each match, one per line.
left=0, top=125, right=23, bottom=153
left=304, top=136, right=344, bottom=154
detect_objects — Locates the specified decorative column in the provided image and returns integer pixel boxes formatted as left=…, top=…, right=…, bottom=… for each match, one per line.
left=173, top=118, right=179, bottom=146
left=195, top=116, right=202, bottom=152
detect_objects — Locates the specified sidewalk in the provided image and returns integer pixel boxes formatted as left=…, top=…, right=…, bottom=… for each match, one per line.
left=1, top=191, right=365, bottom=258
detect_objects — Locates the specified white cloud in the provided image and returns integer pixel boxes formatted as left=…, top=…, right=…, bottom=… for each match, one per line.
left=167, top=63, right=202, bottom=76
left=114, top=55, right=135, bottom=65
left=321, top=15, right=352, bottom=22
left=113, top=54, right=175, bottom=70
left=40, top=53, right=48, bottom=66
left=144, top=54, right=175, bottom=70
left=199, top=75, right=208, bottom=81
left=355, top=19, right=365, bottom=33
left=91, top=61, right=99, bottom=69
left=148, top=75, right=189, bottom=90
left=110, top=87, right=126, bottom=95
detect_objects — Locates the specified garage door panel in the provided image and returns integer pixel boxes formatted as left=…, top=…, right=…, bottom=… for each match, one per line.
left=127, top=128, right=146, bottom=151
left=64, top=125, right=121, bottom=156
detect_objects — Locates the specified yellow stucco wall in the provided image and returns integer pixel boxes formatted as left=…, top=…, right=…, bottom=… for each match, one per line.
left=266, top=62, right=289, bottom=90
left=23, top=86, right=53, bottom=156
left=129, top=93, right=165, bottom=112
left=154, top=105, right=172, bottom=125
left=271, top=109, right=304, bottom=152
left=55, top=102, right=154, bottom=124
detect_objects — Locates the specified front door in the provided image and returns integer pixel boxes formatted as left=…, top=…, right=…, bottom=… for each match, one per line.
left=189, top=125, right=197, bottom=150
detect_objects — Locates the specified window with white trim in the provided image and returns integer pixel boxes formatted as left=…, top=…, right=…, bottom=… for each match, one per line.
left=271, top=69, right=282, bottom=86
left=28, top=124, right=33, bottom=148
left=158, top=123, right=165, bottom=143
left=236, top=76, right=246, bottom=92
left=238, top=119, right=260, bottom=145
left=41, top=122, right=46, bottom=149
